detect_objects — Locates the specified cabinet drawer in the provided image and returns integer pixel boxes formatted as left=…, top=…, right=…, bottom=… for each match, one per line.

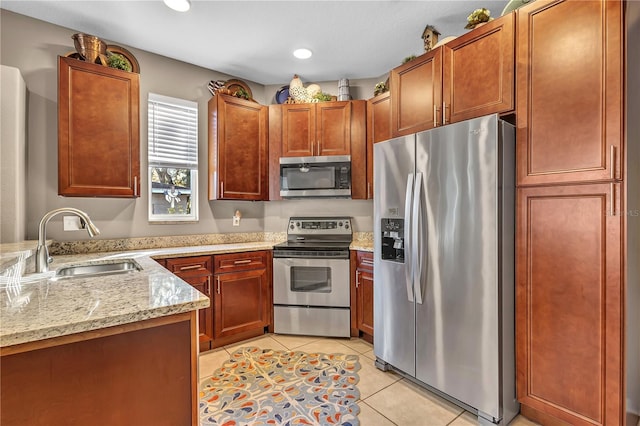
left=165, top=255, right=213, bottom=275
left=356, top=251, right=374, bottom=272
left=214, top=251, right=269, bottom=273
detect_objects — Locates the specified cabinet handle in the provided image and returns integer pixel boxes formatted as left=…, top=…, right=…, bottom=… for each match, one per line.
left=220, top=181, right=224, bottom=198
left=367, top=183, right=371, bottom=199
left=317, top=140, right=321, bottom=156
left=355, top=270, right=361, bottom=288
left=610, top=183, right=615, bottom=217
left=442, top=102, right=448, bottom=125
left=361, top=259, right=374, bottom=266
left=216, top=276, right=221, bottom=294
left=134, top=176, right=138, bottom=197
left=180, top=264, right=203, bottom=271
left=206, top=276, right=211, bottom=294
left=433, top=105, right=439, bottom=127
left=610, top=145, right=615, bottom=180
left=233, top=259, right=252, bottom=265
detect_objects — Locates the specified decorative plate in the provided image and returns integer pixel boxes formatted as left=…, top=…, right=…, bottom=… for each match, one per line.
left=106, top=45, right=140, bottom=73
left=223, top=79, right=252, bottom=100
left=275, top=85, right=290, bottom=104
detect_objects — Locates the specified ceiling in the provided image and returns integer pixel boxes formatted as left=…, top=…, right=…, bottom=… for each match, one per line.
left=1, top=0, right=510, bottom=85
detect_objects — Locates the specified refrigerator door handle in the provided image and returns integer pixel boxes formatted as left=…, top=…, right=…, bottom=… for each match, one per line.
left=412, top=172, right=424, bottom=304
left=404, top=173, right=415, bottom=302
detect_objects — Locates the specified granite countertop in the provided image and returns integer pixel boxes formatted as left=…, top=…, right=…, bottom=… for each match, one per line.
left=0, top=241, right=276, bottom=348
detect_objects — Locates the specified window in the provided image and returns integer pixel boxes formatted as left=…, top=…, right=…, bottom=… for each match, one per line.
left=148, top=93, right=198, bottom=222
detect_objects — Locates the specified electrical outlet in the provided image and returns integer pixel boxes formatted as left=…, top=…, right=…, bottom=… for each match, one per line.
left=232, top=215, right=241, bottom=227
left=63, top=216, right=83, bottom=231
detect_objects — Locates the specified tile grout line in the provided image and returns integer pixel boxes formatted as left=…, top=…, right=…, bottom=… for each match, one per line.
left=359, top=400, right=399, bottom=426
left=446, top=410, right=466, bottom=426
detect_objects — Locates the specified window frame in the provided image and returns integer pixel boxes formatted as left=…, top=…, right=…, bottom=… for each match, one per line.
left=147, top=93, right=199, bottom=223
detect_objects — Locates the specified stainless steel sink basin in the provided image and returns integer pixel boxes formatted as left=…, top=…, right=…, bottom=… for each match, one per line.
left=55, top=259, right=142, bottom=279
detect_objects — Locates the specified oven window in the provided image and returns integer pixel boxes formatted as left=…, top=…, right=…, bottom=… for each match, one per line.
left=290, top=266, right=331, bottom=293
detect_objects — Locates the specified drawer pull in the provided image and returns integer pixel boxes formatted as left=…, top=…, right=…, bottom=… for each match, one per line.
left=180, top=264, right=203, bottom=271
left=206, top=276, right=211, bottom=294
left=233, top=259, right=253, bottom=265
left=355, top=270, right=361, bottom=288
left=361, top=259, right=374, bottom=266
left=217, top=276, right=221, bottom=294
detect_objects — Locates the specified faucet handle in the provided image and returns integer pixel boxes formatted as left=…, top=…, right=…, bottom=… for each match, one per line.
left=48, top=256, right=54, bottom=265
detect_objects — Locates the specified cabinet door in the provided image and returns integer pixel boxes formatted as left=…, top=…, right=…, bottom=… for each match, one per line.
left=316, top=101, right=351, bottom=156
left=443, top=12, right=515, bottom=124
left=516, top=183, right=622, bottom=426
left=178, top=274, right=214, bottom=352
left=58, top=57, right=140, bottom=197
left=209, top=95, right=268, bottom=200
left=516, top=0, right=623, bottom=185
left=164, top=255, right=214, bottom=352
left=281, top=104, right=315, bottom=157
left=366, top=93, right=391, bottom=199
left=351, top=251, right=374, bottom=339
left=213, top=268, right=269, bottom=340
left=356, top=268, right=374, bottom=338
left=367, top=92, right=391, bottom=144
left=391, top=48, right=443, bottom=136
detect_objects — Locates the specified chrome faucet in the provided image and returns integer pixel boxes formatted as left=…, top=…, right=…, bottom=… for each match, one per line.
left=35, top=208, right=100, bottom=273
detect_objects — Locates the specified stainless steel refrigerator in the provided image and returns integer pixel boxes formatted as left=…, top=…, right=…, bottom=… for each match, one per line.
left=373, top=114, right=519, bottom=425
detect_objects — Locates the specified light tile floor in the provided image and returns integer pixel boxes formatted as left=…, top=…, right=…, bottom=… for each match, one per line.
left=198, top=334, right=541, bottom=426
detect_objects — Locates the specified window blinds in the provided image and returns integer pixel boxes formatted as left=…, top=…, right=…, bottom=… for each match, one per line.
left=148, top=93, right=198, bottom=168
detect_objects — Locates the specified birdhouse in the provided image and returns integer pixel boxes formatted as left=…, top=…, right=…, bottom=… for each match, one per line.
left=422, top=25, right=441, bottom=52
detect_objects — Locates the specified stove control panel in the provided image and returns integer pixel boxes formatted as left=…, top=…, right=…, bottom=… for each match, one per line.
left=287, top=217, right=352, bottom=236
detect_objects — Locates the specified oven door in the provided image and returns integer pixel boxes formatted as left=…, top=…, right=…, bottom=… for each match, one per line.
left=273, top=257, right=350, bottom=307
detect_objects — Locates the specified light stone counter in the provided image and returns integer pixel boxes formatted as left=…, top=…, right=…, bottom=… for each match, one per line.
left=0, top=241, right=277, bottom=348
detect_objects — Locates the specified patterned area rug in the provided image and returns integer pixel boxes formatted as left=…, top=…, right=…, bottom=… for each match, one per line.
left=199, top=346, right=361, bottom=426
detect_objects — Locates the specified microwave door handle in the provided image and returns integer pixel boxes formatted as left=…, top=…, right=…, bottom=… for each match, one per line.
left=404, top=173, right=414, bottom=303
left=413, top=173, right=424, bottom=304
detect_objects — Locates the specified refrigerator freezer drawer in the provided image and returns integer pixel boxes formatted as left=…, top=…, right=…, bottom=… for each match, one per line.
left=273, top=306, right=351, bottom=337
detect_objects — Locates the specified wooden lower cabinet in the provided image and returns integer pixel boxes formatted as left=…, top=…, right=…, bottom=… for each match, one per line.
left=212, top=251, right=272, bottom=348
left=350, top=251, right=374, bottom=342
left=516, top=183, right=623, bottom=425
left=163, top=256, right=214, bottom=352
left=1, top=312, right=199, bottom=426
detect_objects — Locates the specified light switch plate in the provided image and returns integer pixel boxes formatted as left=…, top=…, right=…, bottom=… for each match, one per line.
left=232, top=215, right=240, bottom=226
left=63, top=216, right=83, bottom=231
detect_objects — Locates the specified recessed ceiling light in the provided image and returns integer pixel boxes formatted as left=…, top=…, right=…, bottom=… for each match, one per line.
left=293, top=48, right=312, bottom=59
left=164, top=0, right=191, bottom=12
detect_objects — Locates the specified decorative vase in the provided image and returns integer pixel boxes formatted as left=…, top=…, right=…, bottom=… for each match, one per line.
left=72, top=33, right=107, bottom=65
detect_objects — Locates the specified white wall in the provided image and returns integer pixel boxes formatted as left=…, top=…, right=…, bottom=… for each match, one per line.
left=0, top=65, right=27, bottom=243
left=0, top=10, right=374, bottom=242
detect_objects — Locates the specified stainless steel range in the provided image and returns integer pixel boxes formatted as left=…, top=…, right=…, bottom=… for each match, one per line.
left=272, top=217, right=352, bottom=337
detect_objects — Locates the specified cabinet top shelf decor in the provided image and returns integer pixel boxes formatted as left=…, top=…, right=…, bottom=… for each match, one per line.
left=65, top=33, right=140, bottom=73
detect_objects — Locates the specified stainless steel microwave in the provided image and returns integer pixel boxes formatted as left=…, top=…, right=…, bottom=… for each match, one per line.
left=279, top=155, right=351, bottom=198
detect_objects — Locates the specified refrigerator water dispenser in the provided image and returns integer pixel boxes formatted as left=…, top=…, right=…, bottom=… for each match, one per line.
left=381, top=218, right=404, bottom=262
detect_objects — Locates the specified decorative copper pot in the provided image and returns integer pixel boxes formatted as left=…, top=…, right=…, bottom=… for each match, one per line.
left=72, top=33, right=106, bottom=64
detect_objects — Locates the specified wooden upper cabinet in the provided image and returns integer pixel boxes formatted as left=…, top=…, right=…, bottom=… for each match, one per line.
left=367, top=92, right=391, bottom=144
left=516, top=0, right=623, bottom=186
left=443, top=12, right=515, bottom=124
left=208, top=94, right=268, bottom=200
left=366, top=92, right=391, bottom=199
left=281, top=101, right=351, bottom=157
left=391, top=48, right=443, bottom=137
left=516, top=183, right=622, bottom=426
left=390, top=14, right=515, bottom=137
left=58, top=56, right=140, bottom=197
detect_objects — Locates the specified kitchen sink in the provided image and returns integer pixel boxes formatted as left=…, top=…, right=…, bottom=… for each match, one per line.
left=55, top=259, right=142, bottom=279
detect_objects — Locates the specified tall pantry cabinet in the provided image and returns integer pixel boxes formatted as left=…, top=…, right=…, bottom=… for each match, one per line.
left=515, top=1, right=627, bottom=425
